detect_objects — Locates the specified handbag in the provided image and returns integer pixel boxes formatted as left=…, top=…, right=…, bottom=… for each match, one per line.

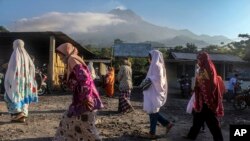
left=139, top=78, right=152, bottom=90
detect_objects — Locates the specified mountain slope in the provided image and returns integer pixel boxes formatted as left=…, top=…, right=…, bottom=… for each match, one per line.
left=73, top=9, right=232, bottom=48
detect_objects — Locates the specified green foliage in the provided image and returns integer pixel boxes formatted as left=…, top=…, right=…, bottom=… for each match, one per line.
left=84, top=45, right=112, bottom=58
left=158, top=48, right=169, bottom=60
left=201, top=45, right=219, bottom=53
left=168, top=43, right=198, bottom=53
left=238, top=34, right=250, bottom=39
left=202, top=33, right=250, bottom=61
left=100, top=48, right=112, bottom=58
left=0, top=26, right=9, bottom=32
left=173, top=46, right=184, bottom=52
left=114, top=39, right=123, bottom=44
left=185, top=43, right=198, bottom=52
left=131, top=58, right=148, bottom=73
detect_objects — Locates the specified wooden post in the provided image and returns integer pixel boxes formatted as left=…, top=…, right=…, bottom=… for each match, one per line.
left=49, top=36, right=55, bottom=89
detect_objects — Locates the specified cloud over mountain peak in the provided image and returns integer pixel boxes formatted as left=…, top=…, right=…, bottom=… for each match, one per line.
left=8, top=9, right=232, bottom=47
left=9, top=12, right=126, bottom=34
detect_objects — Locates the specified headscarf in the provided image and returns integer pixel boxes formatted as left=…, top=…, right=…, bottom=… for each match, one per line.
left=87, top=61, right=97, bottom=79
left=56, top=43, right=104, bottom=116
left=123, top=59, right=131, bottom=67
left=56, top=43, right=85, bottom=80
left=143, top=50, right=168, bottom=114
left=117, top=59, right=133, bottom=91
left=194, top=52, right=224, bottom=117
left=4, top=39, right=38, bottom=105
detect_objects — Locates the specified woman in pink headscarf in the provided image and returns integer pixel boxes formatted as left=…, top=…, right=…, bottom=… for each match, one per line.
left=184, top=52, right=225, bottom=141
left=54, top=43, right=103, bottom=141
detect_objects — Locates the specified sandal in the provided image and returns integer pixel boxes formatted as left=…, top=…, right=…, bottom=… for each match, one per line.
left=11, top=112, right=26, bottom=122
left=11, top=117, right=26, bottom=123
left=166, top=123, right=174, bottom=134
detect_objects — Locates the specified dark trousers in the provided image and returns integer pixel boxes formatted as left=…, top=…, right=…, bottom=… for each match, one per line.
left=149, top=112, right=170, bottom=135
left=187, top=104, right=223, bottom=141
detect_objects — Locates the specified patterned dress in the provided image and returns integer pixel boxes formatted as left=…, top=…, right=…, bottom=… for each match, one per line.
left=117, top=65, right=134, bottom=113
left=4, top=41, right=38, bottom=117
left=54, top=64, right=103, bottom=141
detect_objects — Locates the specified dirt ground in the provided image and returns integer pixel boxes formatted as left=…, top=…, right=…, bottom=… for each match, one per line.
left=1, top=88, right=250, bottom=141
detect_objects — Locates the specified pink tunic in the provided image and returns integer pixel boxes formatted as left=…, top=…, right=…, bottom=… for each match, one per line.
left=67, top=64, right=103, bottom=117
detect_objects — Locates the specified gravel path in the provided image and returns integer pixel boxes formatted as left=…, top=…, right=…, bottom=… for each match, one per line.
left=1, top=88, right=250, bottom=141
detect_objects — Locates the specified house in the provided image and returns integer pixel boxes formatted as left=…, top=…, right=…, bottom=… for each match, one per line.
left=166, top=52, right=248, bottom=88
left=112, top=43, right=153, bottom=85
left=0, top=31, right=110, bottom=89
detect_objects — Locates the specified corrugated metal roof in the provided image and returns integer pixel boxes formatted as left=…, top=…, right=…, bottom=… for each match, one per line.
left=113, top=43, right=152, bottom=57
left=171, top=52, right=245, bottom=62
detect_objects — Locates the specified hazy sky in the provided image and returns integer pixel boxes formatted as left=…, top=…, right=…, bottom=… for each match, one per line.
left=1, top=0, right=250, bottom=39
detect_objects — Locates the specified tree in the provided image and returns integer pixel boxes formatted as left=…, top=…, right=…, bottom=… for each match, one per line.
left=114, top=39, right=123, bottom=44
left=173, top=46, right=184, bottom=52
left=0, top=26, right=9, bottom=32
left=238, top=34, right=250, bottom=39
left=158, top=48, right=169, bottom=60
left=185, top=43, right=197, bottom=53
left=202, top=45, right=218, bottom=53
left=100, top=48, right=112, bottom=58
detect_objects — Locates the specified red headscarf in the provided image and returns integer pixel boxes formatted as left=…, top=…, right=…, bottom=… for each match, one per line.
left=194, top=52, right=224, bottom=117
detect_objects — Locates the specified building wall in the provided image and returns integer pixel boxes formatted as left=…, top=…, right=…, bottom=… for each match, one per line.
left=53, top=53, right=66, bottom=87
left=166, top=61, right=250, bottom=91
left=166, top=62, right=179, bottom=88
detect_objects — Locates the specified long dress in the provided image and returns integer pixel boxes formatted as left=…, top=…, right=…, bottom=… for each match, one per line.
left=104, top=68, right=115, bottom=97
left=4, top=39, right=38, bottom=120
left=54, top=64, right=103, bottom=141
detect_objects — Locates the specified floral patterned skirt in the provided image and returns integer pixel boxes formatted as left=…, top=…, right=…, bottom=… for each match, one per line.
left=54, top=111, right=101, bottom=141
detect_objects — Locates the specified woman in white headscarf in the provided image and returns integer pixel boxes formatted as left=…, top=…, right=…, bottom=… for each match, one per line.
left=143, top=50, right=173, bottom=139
left=4, top=39, right=38, bottom=122
left=87, top=61, right=97, bottom=80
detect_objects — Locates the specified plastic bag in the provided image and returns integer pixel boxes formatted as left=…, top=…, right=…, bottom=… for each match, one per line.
left=186, top=93, right=195, bottom=114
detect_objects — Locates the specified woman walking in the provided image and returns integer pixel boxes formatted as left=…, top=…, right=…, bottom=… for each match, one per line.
left=142, top=50, right=173, bottom=139
left=104, top=67, right=115, bottom=97
left=117, top=59, right=134, bottom=113
left=183, top=52, right=225, bottom=141
left=4, top=39, right=38, bottom=122
left=54, top=43, right=103, bottom=141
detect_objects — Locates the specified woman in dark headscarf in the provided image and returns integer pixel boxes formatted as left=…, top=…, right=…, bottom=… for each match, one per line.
left=184, top=52, right=225, bottom=141
left=54, top=43, right=103, bottom=141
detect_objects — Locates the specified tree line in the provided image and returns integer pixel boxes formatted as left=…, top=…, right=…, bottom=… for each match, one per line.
left=1, top=25, right=250, bottom=62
